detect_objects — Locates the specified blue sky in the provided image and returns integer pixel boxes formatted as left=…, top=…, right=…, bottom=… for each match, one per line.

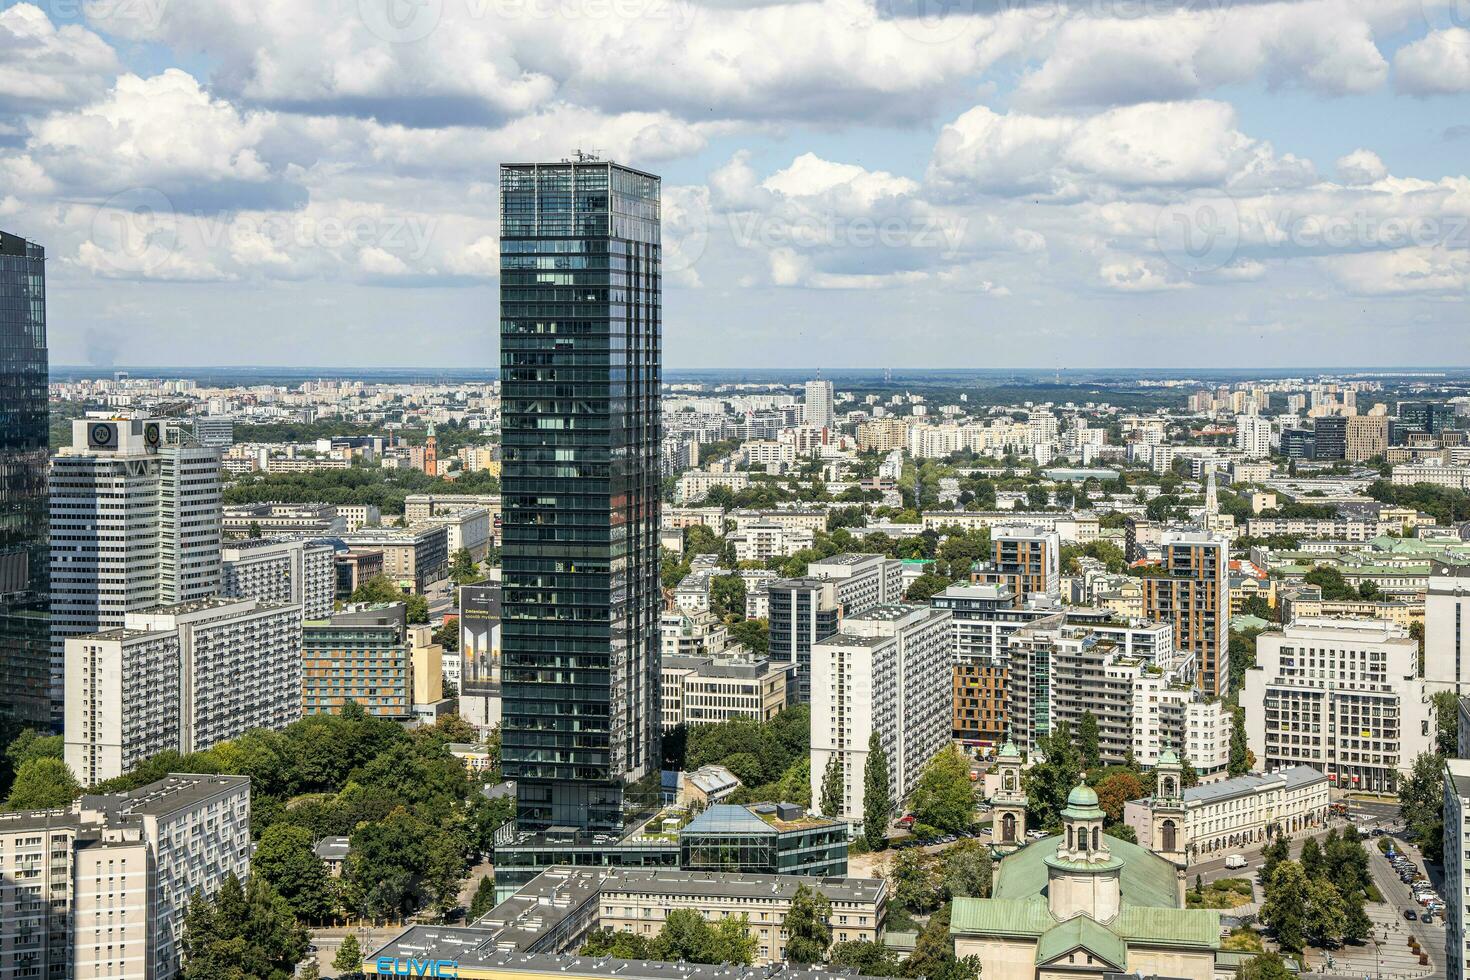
left=2, top=0, right=1467, bottom=369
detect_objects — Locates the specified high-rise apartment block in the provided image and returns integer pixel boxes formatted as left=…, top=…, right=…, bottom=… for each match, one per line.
left=1445, top=758, right=1470, bottom=980
left=810, top=605, right=952, bottom=828
left=766, top=578, right=841, bottom=704
left=0, top=773, right=249, bottom=980
left=0, top=230, right=50, bottom=727
left=804, top=379, right=835, bottom=431
left=1345, top=415, right=1390, bottom=462
left=1426, top=560, right=1470, bottom=693
left=156, top=443, right=222, bottom=603
left=222, top=537, right=336, bottom=619
left=1142, top=531, right=1229, bottom=696
left=807, top=553, right=905, bottom=612
left=65, top=596, right=303, bottom=784
left=1242, top=618, right=1431, bottom=793
left=499, top=159, right=662, bottom=831
left=1234, top=413, right=1271, bottom=458
left=50, top=418, right=223, bottom=716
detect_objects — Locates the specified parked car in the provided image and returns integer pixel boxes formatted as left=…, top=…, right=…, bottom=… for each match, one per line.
left=1404, top=909, right=1418, bottom=920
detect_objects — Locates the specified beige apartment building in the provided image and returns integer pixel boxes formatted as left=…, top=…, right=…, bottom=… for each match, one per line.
left=1346, top=415, right=1390, bottom=461
left=596, top=870, right=885, bottom=963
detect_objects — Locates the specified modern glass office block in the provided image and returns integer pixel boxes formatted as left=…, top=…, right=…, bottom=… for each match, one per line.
left=499, top=160, right=662, bottom=832
left=0, top=231, right=50, bottom=728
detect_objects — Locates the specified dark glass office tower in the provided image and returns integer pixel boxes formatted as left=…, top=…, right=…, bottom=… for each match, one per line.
left=0, top=231, right=51, bottom=729
left=499, top=160, right=662, bottom=832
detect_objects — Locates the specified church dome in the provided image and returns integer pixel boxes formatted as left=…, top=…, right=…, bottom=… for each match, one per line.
left=1067, top=783, right=1098, bottom=808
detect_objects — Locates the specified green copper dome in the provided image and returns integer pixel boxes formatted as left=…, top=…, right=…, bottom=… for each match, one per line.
left=999, top=739, right=1019, bottom=758
left=1067, top=783, right=1098, bottom=808
left=1158, top=747, right=1179, bottom=766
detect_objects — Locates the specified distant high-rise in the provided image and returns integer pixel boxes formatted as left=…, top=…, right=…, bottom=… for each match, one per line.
left=499, top=159, right=662, bottom=831
left=0, top=230, right=50, bottom=728
left=804, top=379, right=835, bottom=431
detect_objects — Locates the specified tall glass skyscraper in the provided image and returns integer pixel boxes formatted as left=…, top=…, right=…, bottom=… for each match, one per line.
left=499, top=159, right=662, bottom=832
left=0, top=231, right=51, bottom=729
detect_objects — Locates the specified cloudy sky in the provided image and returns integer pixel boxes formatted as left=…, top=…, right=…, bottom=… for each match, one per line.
left=2, top=0, right=1468, bottom=369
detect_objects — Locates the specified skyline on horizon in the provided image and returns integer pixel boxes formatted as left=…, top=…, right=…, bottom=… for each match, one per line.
left=0, top=0, right=1465, bottom=369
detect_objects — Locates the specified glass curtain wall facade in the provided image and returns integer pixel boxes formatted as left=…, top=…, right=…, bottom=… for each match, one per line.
left=499, top=160, right=662, bottom=832
left=0, top=231, right=50, bottom=729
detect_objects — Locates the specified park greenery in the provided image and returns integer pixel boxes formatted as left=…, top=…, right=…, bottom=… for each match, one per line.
left=348, top=574, right=431, bottom=622
left=9, top=704, right=511, bottom=935
left=674, top=704, right=813, bottom=806
left=1399, top=750, right=1446, bottom=863
left=580, top=909, right=760, bottom=965
left=223, top=465, right=499, bottom=518
left=1258, top=828, right=1373, bottom=952
left=181, top=873, right=311, bottom=980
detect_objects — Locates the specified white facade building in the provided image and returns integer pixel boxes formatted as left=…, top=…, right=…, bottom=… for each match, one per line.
left=1445, top=758, right=1470, bottom=980
left=1242, top=617, right=1432, bottom=793
left=221, top=537, right=336, bottom=619
left=422, top=505, right=492, bottom=561
left=1235, top=414, right=1272, bottom=458
left=804, top=379, right=835, bottom=431
left=810, top=605, right=952, bottom=827
left=807, top=553, right=905, bottom=614
left=49, top=417, right=222, bottom=724
left=1124, top=765, right=1330, bottom=863
left=1426, top=560, right=1470, bottom=694
left=0, top=774, right=250, bottom=980
left=66, top=597, right=303, bottom=784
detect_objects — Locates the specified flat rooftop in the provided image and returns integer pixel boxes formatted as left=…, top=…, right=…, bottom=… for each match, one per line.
left=87, top=773, right=250, bottom=817
left=363, top=940, right=889, bottom=980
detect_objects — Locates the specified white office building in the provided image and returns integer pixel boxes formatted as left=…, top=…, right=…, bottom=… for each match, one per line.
left=0, top=774, right=250, bottom=980
left=810, top=604, right=952, bottom=828
left=49, top=418, right=222, bottom=721
left=221, top=537, right=336, bottom=619
left=66, top=597, right=303, bottom=784
left=1242, top=617, right=1433, bottom=793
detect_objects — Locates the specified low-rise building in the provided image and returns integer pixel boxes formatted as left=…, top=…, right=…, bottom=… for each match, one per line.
left=660, top=651, right=790, bottom=730
left=1124, top=765, right=1330, bottom=864
left=337, top=523, right=449, bottom=592
left=221, top=501, right=346, bottom=536
left=678, top=803, right=849, bottom=879
left=420, top=505, right=492, bottom=561
left=365, top=867, right=884, bottom=971
left=678, top=765, right=740, bottom=807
